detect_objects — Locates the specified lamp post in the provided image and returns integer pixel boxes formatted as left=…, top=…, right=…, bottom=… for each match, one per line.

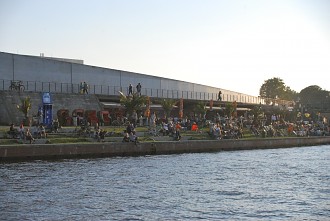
left=325, top=92, right=330, bottom=112
left=296, top=97, right=304, bottom=123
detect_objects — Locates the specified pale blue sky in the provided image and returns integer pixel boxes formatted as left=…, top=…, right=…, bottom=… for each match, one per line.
left=1, top=0, right=329, bottom=96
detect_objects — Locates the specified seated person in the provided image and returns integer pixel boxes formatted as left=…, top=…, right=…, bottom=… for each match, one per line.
left=19, top=123, right=25, bottom=139
left=160, top=122, right=169, bottom=136
left=167, top=122, right=175, bottom=136
left=25, top=128, right=35, bottom=144
left=122, top=132, right=130, bottom=142
left=129, top=131, right=139, bottom=144
left=7, top=123, right=18, bottom=138
left=95, top=128, right=101, bottom=142
left=214, top=123, right=222, bottom=139
left=191, top=122, right=199, bottom=132
left=95, top=129, right=106, bottom=142
left=52, top=119, right=60, bottom=133
left=39, top=125, right=47, bottom=138
left=99, top=129, right=106, bottom=141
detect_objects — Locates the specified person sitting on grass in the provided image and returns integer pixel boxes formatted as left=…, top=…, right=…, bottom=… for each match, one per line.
left=25, top=128, right=35, bottom=144
left=7, top=123, right=18, bottom=139
left=38, top=124, right=47, bottom=138
left=19, top=123, right=25, bottom=140
left=51, top=119, right=60, bottom=133
left=191, top=122, right=199, bottom=132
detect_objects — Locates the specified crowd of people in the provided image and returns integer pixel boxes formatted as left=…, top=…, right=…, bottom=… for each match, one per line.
left=6, top=106, right=330, bottom=145
left=7, top=123, right=48, bottom=144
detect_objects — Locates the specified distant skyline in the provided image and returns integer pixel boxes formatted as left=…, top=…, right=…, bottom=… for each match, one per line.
left=1, top=0, right=329, bottom=96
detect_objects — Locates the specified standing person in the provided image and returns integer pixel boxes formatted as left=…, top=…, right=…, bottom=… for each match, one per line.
left=128, top=84, right=133, bottom=95
left=83, top=82, right=89, bottom=94
left=175, top=122, right=182, bottom=140
left=136, top=83, right=142, bottom=96
left=150, top=112, right=156, bottom=127
left=131, top=110, right=138, bottom=127
left=218, top=90, right=222, bottom=101
left=80, top=82, right=84, bottom=94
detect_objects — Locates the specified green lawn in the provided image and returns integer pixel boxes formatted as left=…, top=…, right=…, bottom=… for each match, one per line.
left=0, top=125, right=291, bottom=145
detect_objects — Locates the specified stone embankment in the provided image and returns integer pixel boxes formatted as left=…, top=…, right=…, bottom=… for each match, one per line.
left=1, top=137, right=330, bottom=162
left=0, top=91, right=102, bottom=125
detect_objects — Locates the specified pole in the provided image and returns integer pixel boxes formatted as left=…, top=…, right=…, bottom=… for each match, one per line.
left=12, top=54, right=15, bottom=80
left=70, top=63, right=73, bottom=93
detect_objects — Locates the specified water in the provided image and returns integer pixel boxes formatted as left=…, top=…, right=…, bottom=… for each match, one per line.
left=1, top=145, right=329, bottom=220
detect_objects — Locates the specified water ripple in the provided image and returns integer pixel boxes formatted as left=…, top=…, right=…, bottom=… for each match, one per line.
left=1, top=145, right=329, bottom=220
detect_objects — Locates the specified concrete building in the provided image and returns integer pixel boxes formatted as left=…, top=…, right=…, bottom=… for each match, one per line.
left=0, top=51, right=262, bottom=104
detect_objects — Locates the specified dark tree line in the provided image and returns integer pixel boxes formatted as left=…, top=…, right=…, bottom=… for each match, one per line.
left=259, top=77, right=330, bottom=110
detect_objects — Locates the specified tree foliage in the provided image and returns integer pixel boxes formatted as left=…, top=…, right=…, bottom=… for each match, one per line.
left=119, top=92, right=147, bottom=116
left=299, top=85, right=329, bottom=108
left=17, top=96, right=32, bottom=118
left=160, top=98, right=176, bottom=119
left=193, top=101, right=206, bottom=116
left=259, top=77, right=297, bottom=104
left=224, top=103, right=234, bottom=117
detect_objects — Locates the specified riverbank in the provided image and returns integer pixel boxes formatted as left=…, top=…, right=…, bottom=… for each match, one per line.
left=1, top=136, right=330, bottom=162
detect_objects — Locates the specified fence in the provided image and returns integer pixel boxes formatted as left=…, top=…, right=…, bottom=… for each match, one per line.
left=0, top=79, right=263, bottom=104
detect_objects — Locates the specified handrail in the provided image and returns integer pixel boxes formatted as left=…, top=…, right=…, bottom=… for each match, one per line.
left=0, top=79, right=264, bottom=104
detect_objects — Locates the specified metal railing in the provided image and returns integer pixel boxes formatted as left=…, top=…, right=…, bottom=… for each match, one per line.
left=0, top=79, right=263, bottom=104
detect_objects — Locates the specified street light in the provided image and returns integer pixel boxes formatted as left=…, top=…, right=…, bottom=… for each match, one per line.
left=296, top=97, right=304, bottom=123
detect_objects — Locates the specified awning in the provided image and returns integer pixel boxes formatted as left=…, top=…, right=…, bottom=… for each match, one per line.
left=101, top=102, right=177, bottom=109
left=101, top=102, right=122, bottom=108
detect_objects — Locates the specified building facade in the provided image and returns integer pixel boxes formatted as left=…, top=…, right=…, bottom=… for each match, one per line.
left=0, top=51, right=263, bottom=104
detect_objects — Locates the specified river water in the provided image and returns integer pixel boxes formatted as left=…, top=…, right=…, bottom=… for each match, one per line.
left=1, top=145, right=329, bottom=220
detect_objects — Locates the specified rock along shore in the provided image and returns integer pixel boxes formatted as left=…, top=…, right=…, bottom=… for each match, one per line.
left=1, top=137, right=330, bottom=162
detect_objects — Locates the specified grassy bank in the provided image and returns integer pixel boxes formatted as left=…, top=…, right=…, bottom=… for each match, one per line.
left=0, top=125, right=278, bottom=145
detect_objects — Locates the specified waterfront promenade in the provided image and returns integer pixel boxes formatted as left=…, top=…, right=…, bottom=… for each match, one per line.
left=1, top=134, right=330, bottom=162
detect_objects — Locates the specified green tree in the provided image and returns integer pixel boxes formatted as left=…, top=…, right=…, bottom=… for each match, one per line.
left=224, top=103, right=234, bottom=117
left=160, top=98, right=176, bottom=119
left=281, top=86, right=297, bottom=101
left=194, top=101, right=206, bottom=117
left=17, top=96, right=32, bottom=118
left=119, top=92, right=147, bottom=117
left=259, top=77, right=297, bottom=104
left=259, top=77, right=285, bottom=104
left=299, top=85, right=329, bottom=110
left=251, top=104, right=264, bottom=126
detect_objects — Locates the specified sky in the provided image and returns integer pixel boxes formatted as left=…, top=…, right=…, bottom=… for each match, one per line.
left=1, top=0, right=329, bottom=96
